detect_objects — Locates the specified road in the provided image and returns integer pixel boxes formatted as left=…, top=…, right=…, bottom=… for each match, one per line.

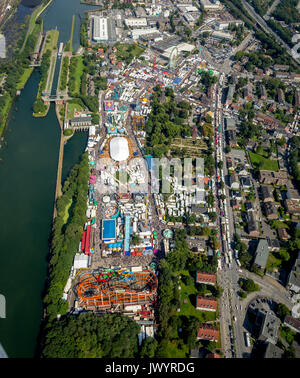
left=264, top=0, right=281, bottom=20
left=241, top=0, right=300, bottom=65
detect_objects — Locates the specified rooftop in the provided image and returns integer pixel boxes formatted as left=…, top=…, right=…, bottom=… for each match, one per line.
left=254, top=239, right=269, bottom=268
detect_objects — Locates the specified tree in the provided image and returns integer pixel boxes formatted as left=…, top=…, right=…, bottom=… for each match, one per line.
left=240, top=278, right=259, bottom=293
left=33, top=98, right=47, bottom=114
left=132, top=234, right=141, bottom=245
left=208, top=212, right=217, bottom=222
left=42, top=313, right=140, bottom=358
left=276, top=303, right=290, bottom=321
left=139, top=338, right=158, bottom=358
left=218, top=161, right=224, bottom=169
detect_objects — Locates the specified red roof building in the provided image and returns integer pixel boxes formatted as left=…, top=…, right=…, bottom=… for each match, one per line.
left=196, top=296, right=217, bottom=312
left=206, top=352, right=221, bottom=358
left=197, top=325, right=219, bottom=342
left=196, top=272, right=216, bottom=286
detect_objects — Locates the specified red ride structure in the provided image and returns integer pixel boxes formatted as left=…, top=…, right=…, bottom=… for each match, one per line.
left=84, top=225, right=91, bottom=255
left=81, top=230, right=86, bottom=252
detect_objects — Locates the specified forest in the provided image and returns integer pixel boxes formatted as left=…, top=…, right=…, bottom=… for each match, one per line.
left=42, top=313, right=141, bottom=358
left=43, top=152, right=90, bottom=322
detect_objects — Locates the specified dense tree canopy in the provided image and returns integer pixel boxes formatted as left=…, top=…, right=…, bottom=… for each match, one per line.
left=42, top=313, right=140, bottom=358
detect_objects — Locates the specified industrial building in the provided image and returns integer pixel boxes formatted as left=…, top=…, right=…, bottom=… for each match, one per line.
left=125, top=18, right=148, bottom=28
left=199, top=0, right=222, bottom=10
left=92, top=16, right=116, bottom=43
left=131, top=27, right=158, bottom=40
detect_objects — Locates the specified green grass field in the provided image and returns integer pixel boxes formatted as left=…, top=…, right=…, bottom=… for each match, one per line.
left=69, top=56, right=83, bottom=96
left=163, top=341, right=189, bottom=358
left=0, top=95, right=13, bottom=136
left=249, top=151, right=279, bottom=171
left=16, top=67, right=34, bottom=90
left=64, top=15, right=75, bottom=52
left=67, top=101, right=84, bottom=119
left=176, top=271, right=217, bottom=323
left=266, top=253, right=282, bottom=271
left=44, top=30, right=59, bottom=54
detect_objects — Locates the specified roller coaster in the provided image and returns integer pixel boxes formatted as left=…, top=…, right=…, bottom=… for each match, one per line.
left=76, top=269, right=158, bottom=309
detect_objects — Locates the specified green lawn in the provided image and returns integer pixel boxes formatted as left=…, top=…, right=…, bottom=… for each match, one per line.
left=17, top=67, right=34, bottom=90
left=64, top=15, right=75, bottom=52
left=44, top=55, right=56, bottom=93
left=63, top=198, right=72, bottom=224
left=249, top=151, right=279, bottom=171
left=67, top=101, right=84, bottom=119
left=44, top=30, right=59, bottom=54
left=266, top=252, right=282, bottom=271
left=163, top=341, right=189, bottom=358
left=176, top=271, right=216, bottom=322
left=69, top=56, right=84, bottom=96
left=0, top=95, right=13, bottom=136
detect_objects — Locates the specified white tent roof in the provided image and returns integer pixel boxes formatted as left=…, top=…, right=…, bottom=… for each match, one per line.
left=110, top=137, right=129, bottom=161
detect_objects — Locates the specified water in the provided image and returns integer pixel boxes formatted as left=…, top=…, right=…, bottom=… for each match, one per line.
left=0, top=71, right=60, bottom=357
left=0, top=0, right=95, bottom=357
left=62, top=132, right=88, bottom=183
left=51, top=55, right=61, bottom=95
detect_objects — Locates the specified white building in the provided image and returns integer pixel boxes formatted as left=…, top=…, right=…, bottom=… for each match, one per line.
left=110, top=137, right=129, bottom=161
left=199, top=0, right=222, bottom=10
left=125, top=18, right=148, bottom=28
left=131, top=28, right=158, bottom=40
left=211, top=30, right=234, bottom=41
left=92, top=17, right=108, bottom=42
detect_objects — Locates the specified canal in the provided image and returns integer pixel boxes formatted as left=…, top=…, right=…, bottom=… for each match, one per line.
left=0, top=0, right=94, bottom=357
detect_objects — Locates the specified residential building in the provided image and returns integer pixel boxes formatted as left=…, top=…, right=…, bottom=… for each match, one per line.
left=206, top=352, right=221, bottom=358
left=261, top=186, right=274, bottom=202
left=275, top=71, right=289, bottom=79
left=196, top=296, right=217, bottom=312
left=264, top=342, right=284, bottom=358
left=283, top=315, right=300, bottom=334
left=230, top=190, right=242, bottom=201
left=294, top=91, right=300, bottom=107
left=229, top=174, right=240, bottom=189
left=267, top=239, right=280, bottom=252
left=286, top=252, right=300, bottom=293
left=226, top=129, right=237, bottom=147
left=259, top=170, right=288, bottom=186
left=263, top=202, right=278, bottom=220
left=196, top=272, right=216, bottom=286
left=240, top=176, right=251, bottom=190
left=197, top=325, right=219, bottom=342
left=286, top=188, right=300, bottom=201
left=284, top=199, right=300, bottom=216
left=254, top=239, right=269, bottom=269
left=254, top=113, right=280, bottom=129
left=258, top=310, right=280, bottom=344
left=273, top=64, right=290, bottom=71
left=226, top=85, right=235, bottom=104
left=225, top=117, right=236, bottom=131
left=277, top=228, right=290, bottom=240
left=260, top=85, right=267, bottom=100
left=247, top=211, right=259, bottom=237
left=277, top=88, right=285, bottom=104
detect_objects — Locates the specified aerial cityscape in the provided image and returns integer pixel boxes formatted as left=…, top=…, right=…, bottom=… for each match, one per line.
left=0, top=0, right=300, bottom=361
